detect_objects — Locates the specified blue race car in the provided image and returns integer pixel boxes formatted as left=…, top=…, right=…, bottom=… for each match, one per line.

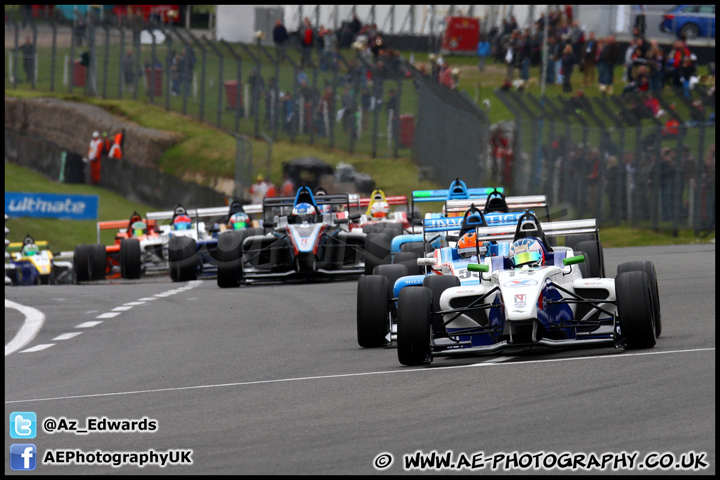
left=357, top=203, right=526, bottom=348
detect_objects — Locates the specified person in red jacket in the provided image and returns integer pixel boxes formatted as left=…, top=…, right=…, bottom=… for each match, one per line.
left=300, top=17, right=314, bottom=69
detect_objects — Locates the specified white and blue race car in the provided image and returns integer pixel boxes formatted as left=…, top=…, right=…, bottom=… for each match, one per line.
left=395, top=211, right=660, bottom=366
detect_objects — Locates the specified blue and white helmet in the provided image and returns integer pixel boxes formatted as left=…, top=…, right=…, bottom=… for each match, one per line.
left=509, top=237, right=545, bottom=268
left=292, top=202, right=316, bottom=221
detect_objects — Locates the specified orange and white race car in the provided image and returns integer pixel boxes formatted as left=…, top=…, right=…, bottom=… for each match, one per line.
left=73, top=210, right=164, bottom=282
left=350, top=189, right=420, bottom=236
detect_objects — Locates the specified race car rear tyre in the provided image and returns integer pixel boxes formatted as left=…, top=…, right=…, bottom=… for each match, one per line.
left=423, top=275, right=461, bottom=333
left=217, top=230, right=244, bottom=288
left=400, top=241, right=426, bottom=256
left=74, top=244, right=91, bottom=283
left=120, top=238, right=142, bottom=279
left=617, top=261, right=661, bottom=338
left=169, top=236, right=197, bottom=282
left=364, top=232, right=392, bottom=276
left=357, top=275, right=390, bottom=348
left=89, top=244, right=107, bottom=281
left=392, top=252, right=421, bottom=276
left=574, top=240, right=604, bottom=278
left=566, top=233, right=596, bottom=251
left=616, top=271, right=656, bottom=349
left=397, top=286, right=433, bottom=366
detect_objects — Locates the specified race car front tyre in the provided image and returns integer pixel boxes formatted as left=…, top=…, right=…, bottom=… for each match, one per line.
left=616, top=271, right=656, bottom=349
left=217, top=230, right=245, bottom=288
left=397, top=286, right=432, bottom=366
left=617, top=261, right=661, bottom=338
left=74, top=244, right=91, bottom=283
left=357, top=275, right=390, bottom=348
left=169, top=236, right=197, bottom=282
left=89, top=244, right=107, bottom=281
left=364, top=232, right=392, bottom=276
left=392, top=252, right=421, bottom=276
left=120, top=238, right=142, bottom=279
left=423, top=275, right=461, bottom=333
left=574, top=240, right=605, bottom=278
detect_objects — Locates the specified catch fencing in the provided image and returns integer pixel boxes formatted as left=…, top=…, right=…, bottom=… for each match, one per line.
left=494, top=89, right=715, bottom=236
left=4, top=17, right=416, bottom=164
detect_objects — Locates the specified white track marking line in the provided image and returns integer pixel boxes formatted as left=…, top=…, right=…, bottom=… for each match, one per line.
left=95, top=312, right=121, bottom=319
left=5, top=300, right=46, bottom=356
left=19, top=344, right=55, bottom=353
left=138, top=297, right=157, bottom=301
left=4, top=347, right=714, bottom=405
left=112, top=306, right=133, bottom=311
left=484, top=356, right=516, bottom=363
left=53, top=332, right=83, bottom=341
left=75, top=321, right=103, bottom=328
left=123, top=302, right=146, bottom=306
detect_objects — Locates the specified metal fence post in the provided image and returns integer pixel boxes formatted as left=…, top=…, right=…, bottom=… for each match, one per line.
left=202, top=36, right=224, bottom=128
left=50, top=20, right=57, bottom=92
left=101, top=24, right=110, bottom=98
left=220, top=40, right=244, bottom=134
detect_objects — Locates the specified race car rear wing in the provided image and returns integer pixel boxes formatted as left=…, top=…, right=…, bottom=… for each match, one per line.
left=422, top=212, right=527, bottom=233
left=95, top=218, right=160, bottom=243
left=7, top=240, right=49, bottom=252
left=444, top=195, right=547, bottom=215
left=145, top=204, right=263, bottom=222
left=471, top=219, right=599, bottom=243
left=262, top=193, right=353, bottom=222
left=412, top=186, right=504, bottom=204
left=358, top=195, right=408, bottom=208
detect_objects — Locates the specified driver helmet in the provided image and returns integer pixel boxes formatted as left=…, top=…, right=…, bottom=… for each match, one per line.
left=22, top=243, right=40, bottom=257
left=370, top=201, right=390, bottom=218
left=131, top=221, right=147, bottom=237
left=457, top=231, right=481, bottom=258
left=292, top=202, right=316, bottom=222
left=172, top=214, right=192, bottom=231
left=229, top=212, right=251, bottom=230
left=509, top=237, right=545, bottom=268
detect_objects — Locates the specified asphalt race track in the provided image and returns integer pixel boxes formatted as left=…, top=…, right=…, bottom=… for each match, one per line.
left=5, top=244, right=715, bottom=474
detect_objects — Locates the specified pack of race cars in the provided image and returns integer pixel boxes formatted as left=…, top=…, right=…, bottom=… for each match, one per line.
left=8, top=178, right=661, bottom=363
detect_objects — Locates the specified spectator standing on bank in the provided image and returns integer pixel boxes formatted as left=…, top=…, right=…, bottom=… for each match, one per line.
left=300, top=17, right=314, bottom=69
left=322, top=27, right=337, bottom=71
left=598, top=35, right=617, bottom=94
left=679, top=56, right=698, bottom=98
left=582, top=32, right=598, bottom=87
left=272, top=19, right=289, bottom=51
left=561, top=44, right=575, bottom=93
left=19, top=37, right=35, bottom=84
left=477, top=34, right=490, bottom=72
left=123, top=50, right=135, bottom=92
left=646, top=41, right=665, bottom=92
left=569, top=21, right=584, bottom=66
